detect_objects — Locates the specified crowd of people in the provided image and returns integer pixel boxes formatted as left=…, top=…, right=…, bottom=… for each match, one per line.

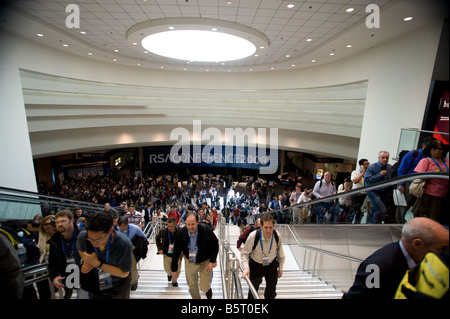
left=34, top=136, right=448, bottom=229
left=1, top=138, right=448, bottom=300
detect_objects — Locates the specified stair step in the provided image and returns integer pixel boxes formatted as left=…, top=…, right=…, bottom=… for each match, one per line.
left=130, top=269, right=223, bottom=299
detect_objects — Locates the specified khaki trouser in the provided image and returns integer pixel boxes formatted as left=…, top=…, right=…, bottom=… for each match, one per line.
left=164, top=254, right=182, bottom=283
left=184, top=257, right=212, bottom=299
left=131, top=254, right=139, bottom=286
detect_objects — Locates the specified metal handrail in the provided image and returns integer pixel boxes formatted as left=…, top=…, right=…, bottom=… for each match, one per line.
left=281, top=224, right=364, bottom=263
left=269, top=171, right=449, bottom=216
left=22, top=262, right=56, bottom=299
left=218, top=215, right=260, bottom=299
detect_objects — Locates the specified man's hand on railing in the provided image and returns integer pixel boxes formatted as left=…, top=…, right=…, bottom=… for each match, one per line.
left=206, top=262, right=216, bottom=273
left=278, top=269, right=283, bottom=278
left=242, top=267, right=250, bottom=279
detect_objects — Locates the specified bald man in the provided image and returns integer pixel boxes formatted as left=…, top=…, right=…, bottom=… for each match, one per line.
left=343, top=217, right=448, bottom=299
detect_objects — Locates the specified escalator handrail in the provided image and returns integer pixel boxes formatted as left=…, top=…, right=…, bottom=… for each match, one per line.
left=270, top=171, right=448, bottom=214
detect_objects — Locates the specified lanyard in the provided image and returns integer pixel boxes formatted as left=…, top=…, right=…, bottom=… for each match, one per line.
left=94, top=233, right=112, bottom=264
left=61, top=230, right=76, bottom=257
left=260, top=231, right=274, bottom=256
left=429, top=157, right=448, bottom=172
left=167, top=229, right=175, bottom=243
left=189, top=232, right=198, bottom=251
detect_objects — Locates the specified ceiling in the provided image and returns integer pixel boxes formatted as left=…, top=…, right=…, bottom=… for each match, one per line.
left=3, top=0, right=443, bottom=72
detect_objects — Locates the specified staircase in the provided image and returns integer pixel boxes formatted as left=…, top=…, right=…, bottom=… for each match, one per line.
left=130, top=268, right=223, bottom=299
left=240, top=270, right=343, bottom=299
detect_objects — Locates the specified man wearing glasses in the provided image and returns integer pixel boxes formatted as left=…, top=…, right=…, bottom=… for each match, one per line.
left=48, top=209, right=89, bottom=298
left=77, top=212, right=133, bottom=299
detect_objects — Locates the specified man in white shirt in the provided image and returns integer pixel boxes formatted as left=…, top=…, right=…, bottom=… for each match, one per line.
left=350, top=159, right=370, bottom=223
left=312, top=171, right=336, bottom=223
left=289, top=184, right=302, bottom=224
left=241, top=213, right=285, bottom=299
left=126, top=204, right=144, bottom=229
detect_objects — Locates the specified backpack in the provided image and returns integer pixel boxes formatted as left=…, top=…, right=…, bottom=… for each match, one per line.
left=386, top=150, right=418, bottom=179
left=395, top=251, right=449, bottom=299
left=252, top=228, right=280, bottom=251
left=0, top=226, right=40, bottom=267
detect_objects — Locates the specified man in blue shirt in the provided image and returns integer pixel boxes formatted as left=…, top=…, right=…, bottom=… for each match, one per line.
left=118, top=216, right=147, bottom=291
left=364, top=151, right=393, bottom=223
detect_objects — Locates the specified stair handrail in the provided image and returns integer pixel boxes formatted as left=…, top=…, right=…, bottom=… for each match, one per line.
left=218, top=214, right=260, bottom=299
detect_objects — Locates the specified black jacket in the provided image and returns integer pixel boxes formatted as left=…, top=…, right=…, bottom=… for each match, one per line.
left=171, top=223, right=218, bottom=272
left=343, top=241, right=409, bottom=299
left=47, top=225, right=82, bottom=281
left=155, top=226, right=180, bottom=257
left=48, top=224, right=99, bottom=293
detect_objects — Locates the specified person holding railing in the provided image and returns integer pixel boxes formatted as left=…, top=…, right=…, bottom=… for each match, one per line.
left=241, top=213, right=285, bottom=299
left=413, top=139, right=449, bottom=225
left=364, top=151, right=394, bottom=224
left=312, top=171, right=337, bottom=224
left=156, top=217, right=182, bottom=287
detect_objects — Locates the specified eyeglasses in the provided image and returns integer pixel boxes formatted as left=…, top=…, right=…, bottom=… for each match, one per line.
left=87, top=233, right=109, bottom=243
left=56, top=219, right=70, bottom=225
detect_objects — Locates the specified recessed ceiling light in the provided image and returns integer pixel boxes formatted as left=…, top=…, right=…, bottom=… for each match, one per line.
left=80, top=31, right=86, bottom=35
left=306, top=38, right=312, bottom=42
left=329, top=52, right=335, bottom=56
left=129, top=18, right=268, bottom=63
left=346, top=8, right=354, bottom=13
left=36, top=33, right=44, bottom=37
left=285, top=54, right=290, bottom=58
left=114, top=49, right=119, bottom=52
left=142, top=30, right=257, bottom=62
left=169, top=26, right=175, bottom=30
left=287, top=4, right=295, bottom=9
left=225, top=1, right=233, bottom=5
left=403, top=17, right=413, bottom=21
left=346, top=44, right=352, bottom=48
left=62, top=44, right=68, bottom=47
left=88, top=52, right=93, bottom=55
left=113, top=59, right=118, bottom=62
left=311, top=59, right=316, bottom=62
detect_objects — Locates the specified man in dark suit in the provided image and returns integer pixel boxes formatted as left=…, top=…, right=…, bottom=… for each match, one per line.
left=171, top=212, right=219, bottom=299
left=344, top=217, right=449, bottom=299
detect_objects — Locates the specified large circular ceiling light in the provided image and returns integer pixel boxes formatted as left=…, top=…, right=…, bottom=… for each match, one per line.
left=141, top=30, right=256, bottom=62
left=127, top=18, right=269, bottom=64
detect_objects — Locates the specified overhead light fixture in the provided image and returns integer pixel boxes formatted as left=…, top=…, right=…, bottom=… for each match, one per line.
left=127, top=18, right=269, bottom=63
left=346, top=8, right=354, bottom=13
left=403, top=17, right=413, bottom=21
left=141, top=30, right=255, bottom=62
left=287, top=4, right=295, bottom=9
